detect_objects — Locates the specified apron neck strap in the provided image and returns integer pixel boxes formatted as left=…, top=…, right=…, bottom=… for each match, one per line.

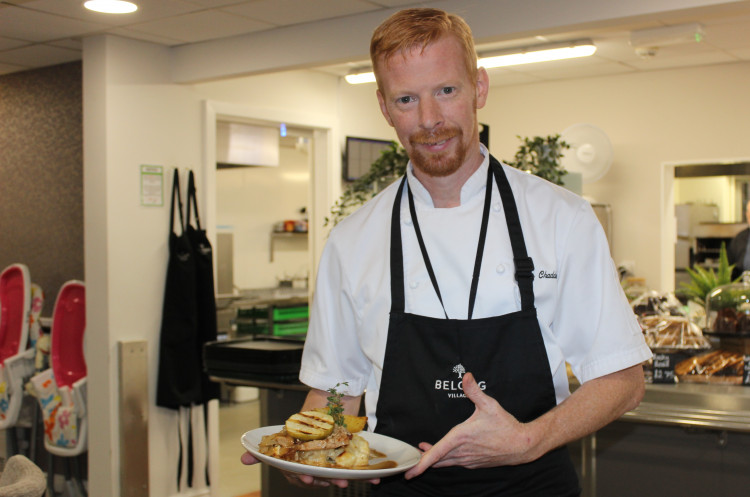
left=186, top=170, right=202, bottom=230
left=406, top=182, right=449, bottom=319
left=390, top=177, right=407, bottom=314
left=170, top=169, right=185, bottom=235
left=389, top=156, right=536, bottom=317
left=490, top=157, right=535, bottom=311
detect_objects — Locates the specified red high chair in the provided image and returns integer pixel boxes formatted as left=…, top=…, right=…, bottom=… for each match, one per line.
left=30, top=280, right=87, bottom=496
left=0, top=264, right=36, bottom=434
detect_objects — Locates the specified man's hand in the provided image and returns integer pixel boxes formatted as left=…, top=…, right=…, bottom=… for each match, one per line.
left=404, top=372, right=537, bottom=479
left=404, top=365, right=645, bottom=479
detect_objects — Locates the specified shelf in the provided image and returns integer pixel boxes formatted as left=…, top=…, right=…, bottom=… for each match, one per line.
left=269, top=231, right=307, bottom=262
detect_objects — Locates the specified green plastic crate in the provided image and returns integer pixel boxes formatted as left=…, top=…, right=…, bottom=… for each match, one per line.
left=273, top=321, right=308, bottom=336
left=235, top=321, right=269, bottom=335
left=237, top=306, right=269, bottom=319
left=272, top=306, right=308, bottom=321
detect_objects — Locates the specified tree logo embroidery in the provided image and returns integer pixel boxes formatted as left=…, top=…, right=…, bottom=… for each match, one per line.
left=453, top=364, right=465, bottom=378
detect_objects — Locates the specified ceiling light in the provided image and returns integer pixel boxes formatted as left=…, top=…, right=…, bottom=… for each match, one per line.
left=84, top=0, right=138, bottom=14
left=344, top=40, right=596, bottom=84
left=345, top=70, right=376, bottom=85
left=478, top=40, right=596, bottom=69
left=629, top=23, right=705, bottom=49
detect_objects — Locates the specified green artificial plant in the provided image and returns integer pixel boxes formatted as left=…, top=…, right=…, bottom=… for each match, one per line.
left=679, top=242, right=737, bottom=305
left=506, top=134, right=570, bottom=185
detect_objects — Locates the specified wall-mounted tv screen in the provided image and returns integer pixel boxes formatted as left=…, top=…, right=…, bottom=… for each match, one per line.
left=344, top=136, right=394, bottom=181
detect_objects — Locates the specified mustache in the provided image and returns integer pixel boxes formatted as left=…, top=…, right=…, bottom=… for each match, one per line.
left=409, top=127, right=461, bottom=145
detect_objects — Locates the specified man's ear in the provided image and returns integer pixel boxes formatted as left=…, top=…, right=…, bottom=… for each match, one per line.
left=376, top=89, right=395, bottom=127
left=475, top=67, right=489, bottom=110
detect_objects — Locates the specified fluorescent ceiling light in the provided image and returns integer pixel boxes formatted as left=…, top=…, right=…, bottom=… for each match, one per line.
left=629, top=23, right=705, bottom=48
left=345, top=71, right=377, bottom=84
left=344, top=40, right=596, bottom=84
left=84, top=0, right=138, bottom=14
left=478, top=40, right=596, bottom=69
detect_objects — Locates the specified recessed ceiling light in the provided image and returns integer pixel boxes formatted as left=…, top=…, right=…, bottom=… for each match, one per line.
left=84, top=0, right=138, bottom=14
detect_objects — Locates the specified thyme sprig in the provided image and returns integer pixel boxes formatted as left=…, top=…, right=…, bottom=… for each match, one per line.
left=326, top=382, right=349, bottom=426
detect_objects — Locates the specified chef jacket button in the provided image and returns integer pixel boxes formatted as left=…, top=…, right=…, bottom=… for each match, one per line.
left=493, top=202, right=502, bottom=212
left=404, top=218, right=413, bottom=226
left=496, top=264, right=505, bottom=274
left=409, top=281, right=419, bottom=289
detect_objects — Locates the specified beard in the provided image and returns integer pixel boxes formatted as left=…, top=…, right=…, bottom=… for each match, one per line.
left=408, top=125, right=468, bottom=178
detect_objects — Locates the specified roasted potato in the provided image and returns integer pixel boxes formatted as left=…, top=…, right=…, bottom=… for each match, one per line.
left=312, top=407, right=367, bottom=433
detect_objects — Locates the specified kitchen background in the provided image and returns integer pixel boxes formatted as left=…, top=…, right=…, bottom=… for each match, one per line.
left=3, top=1, right=750, bottom=496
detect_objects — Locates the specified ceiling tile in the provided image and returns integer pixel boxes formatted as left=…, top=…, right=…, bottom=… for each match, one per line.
left=626, top=50, right=737, bottom=71
left=0, top=61, right=28, bottom=76
left=0, top=37, right=28, bottom=51
left=0, top=43, right=80, bottom=67
left=368, top=0, right=423, bottom=6
left=125, top=9, right=273, bottom=43
left=0, top=5, right=107, bottom=42
left=220, top=0, right=380, bottom=26
left=18, top=0, right=203, bottom=25
left=107, top=26, right=186, bottom=46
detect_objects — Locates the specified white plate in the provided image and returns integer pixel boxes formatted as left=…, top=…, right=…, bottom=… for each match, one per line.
left=241, top=425, right=421, bottom=480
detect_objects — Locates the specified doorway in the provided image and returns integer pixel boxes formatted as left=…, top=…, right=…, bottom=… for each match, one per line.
left=661, top=160, right=750, bottom=292
left=200, top=100, right=339, bottom=496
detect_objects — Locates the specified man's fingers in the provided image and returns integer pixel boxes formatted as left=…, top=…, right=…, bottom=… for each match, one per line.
left=240, top=451, right=258, bottom=465
left=405, top=433, right=457, bottom=479
left=462, top=372, right=493, bottom=411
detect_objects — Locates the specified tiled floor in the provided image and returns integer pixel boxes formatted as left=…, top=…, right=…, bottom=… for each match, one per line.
left=218, top=399, right=262, bottom=497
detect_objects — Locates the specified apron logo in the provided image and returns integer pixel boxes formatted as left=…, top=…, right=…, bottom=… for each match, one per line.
left=453, top=364, right=465, bottom=378
left=434, top=364, right=487, bottom=398
left=538, top=270, right=557, bottom=279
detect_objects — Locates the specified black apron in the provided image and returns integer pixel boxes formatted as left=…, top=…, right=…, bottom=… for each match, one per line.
left=186, top=170, right=221, bottom=404
left=373, top=156, right=580, bottom=497
left=156, top=169, right=203, bottom=409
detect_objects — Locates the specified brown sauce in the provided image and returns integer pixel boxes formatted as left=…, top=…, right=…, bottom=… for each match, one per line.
left=355, top=460, right=397, bottom=470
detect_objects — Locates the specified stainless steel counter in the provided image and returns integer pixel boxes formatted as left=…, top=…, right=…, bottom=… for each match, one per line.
left=622, top=382, right=750, bottom=432
left=216, top=287, right=309, bottom=309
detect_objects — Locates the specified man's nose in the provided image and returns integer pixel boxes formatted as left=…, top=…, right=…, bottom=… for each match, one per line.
left=418, top=98, right=443, bottom=129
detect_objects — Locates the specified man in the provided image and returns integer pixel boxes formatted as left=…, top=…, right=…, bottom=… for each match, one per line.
left=242, top=8, right=651, bottom=496
left=727, top=199, right=750, bottom=280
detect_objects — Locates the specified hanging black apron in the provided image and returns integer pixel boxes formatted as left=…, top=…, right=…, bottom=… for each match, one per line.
left=156, top=169, right=202, bottom=409
left=186, top=170, right=221, bottom=404
left=373, top=156, right=580, bottom=497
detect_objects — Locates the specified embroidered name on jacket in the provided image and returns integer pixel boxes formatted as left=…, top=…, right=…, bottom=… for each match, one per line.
left=538, top=270, right=557, bottom=279
left=434, top=364, right=487, bottom=399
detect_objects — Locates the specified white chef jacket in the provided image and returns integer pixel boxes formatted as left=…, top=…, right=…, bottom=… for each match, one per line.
left=300, top=145, right=652, bottom=430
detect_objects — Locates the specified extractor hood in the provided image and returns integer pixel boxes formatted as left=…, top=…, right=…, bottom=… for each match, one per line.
left=216, top=121, right=279, bottom=168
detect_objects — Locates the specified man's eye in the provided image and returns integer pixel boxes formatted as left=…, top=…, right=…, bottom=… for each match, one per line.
left=397, top=96, right=413, bottom=104
left=441, top=87, right=455, bottom=95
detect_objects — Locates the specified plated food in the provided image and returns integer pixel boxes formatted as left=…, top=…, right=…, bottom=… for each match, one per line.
left=241, top=383, right=420, bottom=479
left=259, top=409, right=374, bottom=468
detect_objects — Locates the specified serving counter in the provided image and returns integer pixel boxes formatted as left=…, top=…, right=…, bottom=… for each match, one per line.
left=573, top=381, right=750, bottom=496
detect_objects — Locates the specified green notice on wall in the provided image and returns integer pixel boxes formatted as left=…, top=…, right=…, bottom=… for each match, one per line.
left=140, top=165, right=163, bottom=206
